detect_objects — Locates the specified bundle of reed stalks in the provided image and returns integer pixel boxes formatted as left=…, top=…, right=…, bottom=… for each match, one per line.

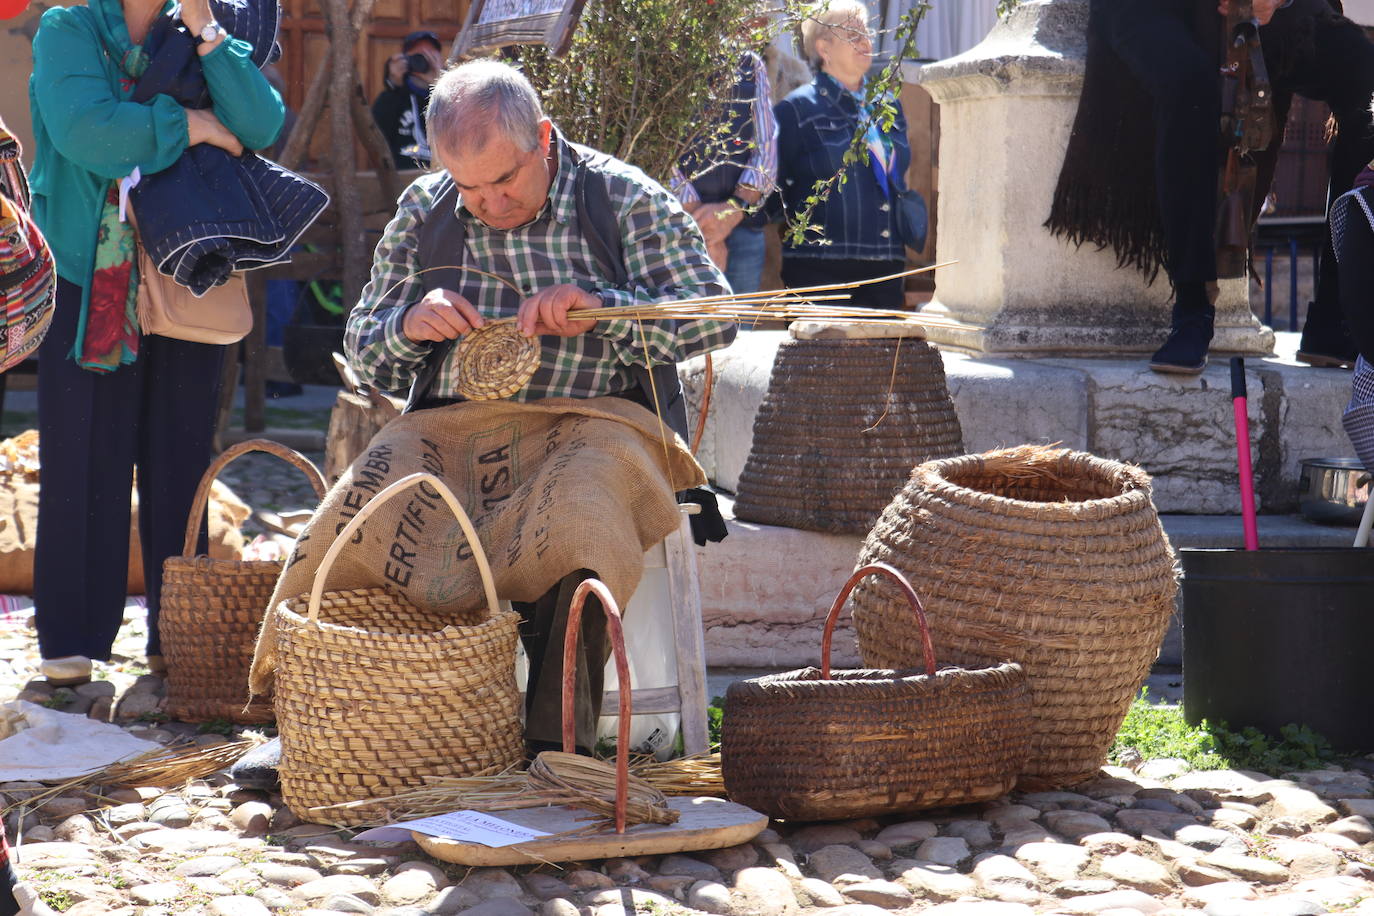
left=0, top=735, right=265, bottom=817
left=306, top=752, right=679, bottom=831
left=629, top=752, right=725, bottom=797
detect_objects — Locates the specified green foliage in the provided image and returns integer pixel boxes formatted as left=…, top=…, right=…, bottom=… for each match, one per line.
left=41, top=692, right=74, bottom=709
left=197, top=718, right=235, bottom=736
left=518, top=0, right=798, bottom=184
left=996, top=0, right=1022, bottom=19
left=1109, top=690, right=1337, bottom=775
left=707, top=696, right=724, bottom=753
left=39, top=888, right=73, bottom=912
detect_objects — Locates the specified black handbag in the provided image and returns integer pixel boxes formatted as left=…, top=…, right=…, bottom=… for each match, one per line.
left=896, top=188, right=929, bottom=253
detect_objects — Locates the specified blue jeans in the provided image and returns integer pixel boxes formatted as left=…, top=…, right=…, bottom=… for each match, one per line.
left=724, top=225, right=767, bottom=294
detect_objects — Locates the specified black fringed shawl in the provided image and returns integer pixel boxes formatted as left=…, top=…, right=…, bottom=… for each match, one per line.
left=1044, top=0, right=1315, bottom=285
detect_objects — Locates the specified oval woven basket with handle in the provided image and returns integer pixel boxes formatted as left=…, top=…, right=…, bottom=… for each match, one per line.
left=273, top=472, right=524, bottom=824
left=721, top=563, right=1032, bottom=821
left=161, top=439, right=327, bottom=724
left=852, top=446, right=1178, bottom=790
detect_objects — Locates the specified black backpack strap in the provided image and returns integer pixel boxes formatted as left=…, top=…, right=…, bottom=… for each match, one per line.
left=404, top=179, right=464, bottom=413
left=573, top=153, right=690, bottom=442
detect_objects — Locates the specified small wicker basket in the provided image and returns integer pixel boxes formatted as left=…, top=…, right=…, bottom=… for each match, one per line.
left=272, top=472, right=524, bottom=824
left=721, top=563, right=1032, bottom=821
left=161, top=440, right=326, bottom=724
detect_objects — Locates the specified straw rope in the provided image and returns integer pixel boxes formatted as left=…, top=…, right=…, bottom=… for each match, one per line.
left=453, top=323, right=542, bottom=400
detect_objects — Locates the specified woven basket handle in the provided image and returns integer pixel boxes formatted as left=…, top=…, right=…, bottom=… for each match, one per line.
left=562, top=578, right=631, bottom=835
left=305, top=472, right=500, bottom=625
left=821, top=562, right=937, bottom=680
left=182, top=439, right=327, bottom=557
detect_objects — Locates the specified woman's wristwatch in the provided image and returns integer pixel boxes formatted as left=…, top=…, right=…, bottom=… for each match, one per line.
left=191, top=19, right=227, bottom=44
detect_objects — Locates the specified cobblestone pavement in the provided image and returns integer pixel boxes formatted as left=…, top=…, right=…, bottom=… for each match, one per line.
left=3, top=607, right=1374, bottom=916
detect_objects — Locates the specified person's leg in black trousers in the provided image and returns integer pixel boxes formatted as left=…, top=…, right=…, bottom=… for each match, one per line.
left=34, top=278, right=142, bottom=666
left=135, top=333, right=224, bottom=659
left=1265, top=0, right=1374, bottom=365
left=514, top=568, right=610, bottom=754
left=1096, top=0, right=1222, bottom=372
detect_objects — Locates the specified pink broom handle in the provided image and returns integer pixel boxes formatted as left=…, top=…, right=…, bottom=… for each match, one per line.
left=1230, top=357, right=1260, bottom=550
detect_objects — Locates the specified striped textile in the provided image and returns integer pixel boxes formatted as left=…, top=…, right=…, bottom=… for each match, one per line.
left=1346, top=356, right=1374, bottom=473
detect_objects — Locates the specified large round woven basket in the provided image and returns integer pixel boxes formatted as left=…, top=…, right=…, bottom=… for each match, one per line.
left=733, top=335, right=964, bottom=534
left=722, top=564, right=1032, bottom=820
left=272, top=473, right=524, bottom=824
left=851, top=446, right=1177, bottom=789
left=162, top=440, right=326, bottom=724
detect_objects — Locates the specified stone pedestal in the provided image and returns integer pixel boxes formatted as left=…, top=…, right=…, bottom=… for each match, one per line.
left=915, top=0, right=1274, bottom=357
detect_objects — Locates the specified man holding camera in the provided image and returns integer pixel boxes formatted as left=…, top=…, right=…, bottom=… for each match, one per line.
left=371, top=30, right=444, bottom=170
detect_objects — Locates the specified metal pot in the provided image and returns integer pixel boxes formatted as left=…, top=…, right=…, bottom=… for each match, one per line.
left=1297, top=457, right=1372, bottom=526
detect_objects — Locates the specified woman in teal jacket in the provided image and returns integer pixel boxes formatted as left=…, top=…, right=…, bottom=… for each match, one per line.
left=29, top=0, right=284, bottom=685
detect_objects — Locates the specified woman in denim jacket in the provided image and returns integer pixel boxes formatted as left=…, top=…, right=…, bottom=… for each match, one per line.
left=774, top=0, right=911, bottom=309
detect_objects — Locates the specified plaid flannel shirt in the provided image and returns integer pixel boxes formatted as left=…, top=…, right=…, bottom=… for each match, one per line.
left=346, top=133, right=736, bottom=401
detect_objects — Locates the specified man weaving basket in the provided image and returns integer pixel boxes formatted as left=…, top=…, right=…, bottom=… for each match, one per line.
left=245, top=60, right=734, bottom=776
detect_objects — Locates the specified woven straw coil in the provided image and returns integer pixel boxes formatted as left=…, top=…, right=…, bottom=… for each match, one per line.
left=162, top=440, right=326, bottom=724
left=733, top=337, right=964, bottom=534
left=455, top=322, right=540, bottom=400
left=851, top=446, right=1177, bottom=790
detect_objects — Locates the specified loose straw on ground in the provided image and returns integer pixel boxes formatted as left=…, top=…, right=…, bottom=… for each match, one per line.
left=0, top=735, right=266, bottom=817
left=306, top=751, right=723, bottom=829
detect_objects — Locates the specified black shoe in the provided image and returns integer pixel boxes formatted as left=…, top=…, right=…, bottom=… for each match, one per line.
left=1149, top=291, right=1215, bottom=376
left=230, top=736, right=281, bottom=791
left=1297, top=304, right=1359, bottom=368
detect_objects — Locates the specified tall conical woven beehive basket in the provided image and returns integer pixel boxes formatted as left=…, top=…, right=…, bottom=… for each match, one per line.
left=851, top=446, right=1178, bottom=789
left=733, top=333, right=964, bottom=534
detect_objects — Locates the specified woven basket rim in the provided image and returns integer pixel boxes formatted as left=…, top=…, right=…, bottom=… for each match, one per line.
left=277, top=587, right=517, bottom=639
left=164, top=556, right=286, bottom=574
left=913, top=448, right=1152, bottom=515
left=734, top=660, right=1023, bottom=692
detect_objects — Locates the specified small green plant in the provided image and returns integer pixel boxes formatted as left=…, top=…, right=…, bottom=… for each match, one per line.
left=707, top=696, right=724, bottom=753
left=135, top=710, right=170, bottom=724
left=997, top=0, right=1022, bottom=18
left=41, top=693, right=74, bottom=709
left=38, top=888, right=73, bottom=912
left=1110, top=690, right=1336, bottom=775
left=197, top=718, right=234, bottom=736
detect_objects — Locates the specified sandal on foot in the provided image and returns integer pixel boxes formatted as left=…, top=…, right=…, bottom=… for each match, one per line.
left=38, top=655, right=92, bottom=687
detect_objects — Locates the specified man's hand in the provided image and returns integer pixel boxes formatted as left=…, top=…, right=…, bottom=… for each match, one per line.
left=402, top=289, right=485, bottom=342
left=516, top=284, right=601, bottom=338
left=693, top=202, right=744, bottom=245
left=707, top=239, right=730, bottom=272
left=1218, top=0, right=1284, bottom=25
left=386, top=53, right=408, bottom=86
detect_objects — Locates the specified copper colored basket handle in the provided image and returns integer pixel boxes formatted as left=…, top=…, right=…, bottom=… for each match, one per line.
left=305, top=472, right=500, bottom=624
left=562, top=578, right=632, bottom=834
left=820, top=562, right=937, bottom=680
left=182, top=439, right=328, bottom=557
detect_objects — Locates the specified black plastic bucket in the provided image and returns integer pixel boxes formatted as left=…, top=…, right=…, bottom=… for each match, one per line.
left=1181, top=548, right=1374, bottom=752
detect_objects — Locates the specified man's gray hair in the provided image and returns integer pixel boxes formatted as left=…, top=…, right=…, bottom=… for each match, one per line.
left=426, top=60, right=545, bottom=159
left=801, top=0, right=871, bottom=70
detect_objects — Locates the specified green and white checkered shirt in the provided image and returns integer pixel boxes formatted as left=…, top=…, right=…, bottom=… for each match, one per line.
left=345, top=133, right=736, bottom=401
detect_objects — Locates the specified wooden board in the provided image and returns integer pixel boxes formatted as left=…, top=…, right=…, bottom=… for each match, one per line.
left=414, top=797, right=767, bottom=867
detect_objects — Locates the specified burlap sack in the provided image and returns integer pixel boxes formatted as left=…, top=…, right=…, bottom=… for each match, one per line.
left=0, top=431, right=248, bottom=595
left=249, top=397, right=703, bottom=696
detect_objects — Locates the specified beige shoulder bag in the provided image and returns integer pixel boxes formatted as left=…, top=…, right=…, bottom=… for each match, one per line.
left=132, top=213, right=252, bottom=345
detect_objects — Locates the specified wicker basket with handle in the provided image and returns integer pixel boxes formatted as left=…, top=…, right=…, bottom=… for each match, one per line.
left=161, top=439, right=327, bottom=724
left=721, top=563, right=1032, bottom=821
left=272, top=472, right=524, bottom=824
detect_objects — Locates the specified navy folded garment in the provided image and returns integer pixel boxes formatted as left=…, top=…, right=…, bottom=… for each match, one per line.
left=129, top=0, right=327, bottom=295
